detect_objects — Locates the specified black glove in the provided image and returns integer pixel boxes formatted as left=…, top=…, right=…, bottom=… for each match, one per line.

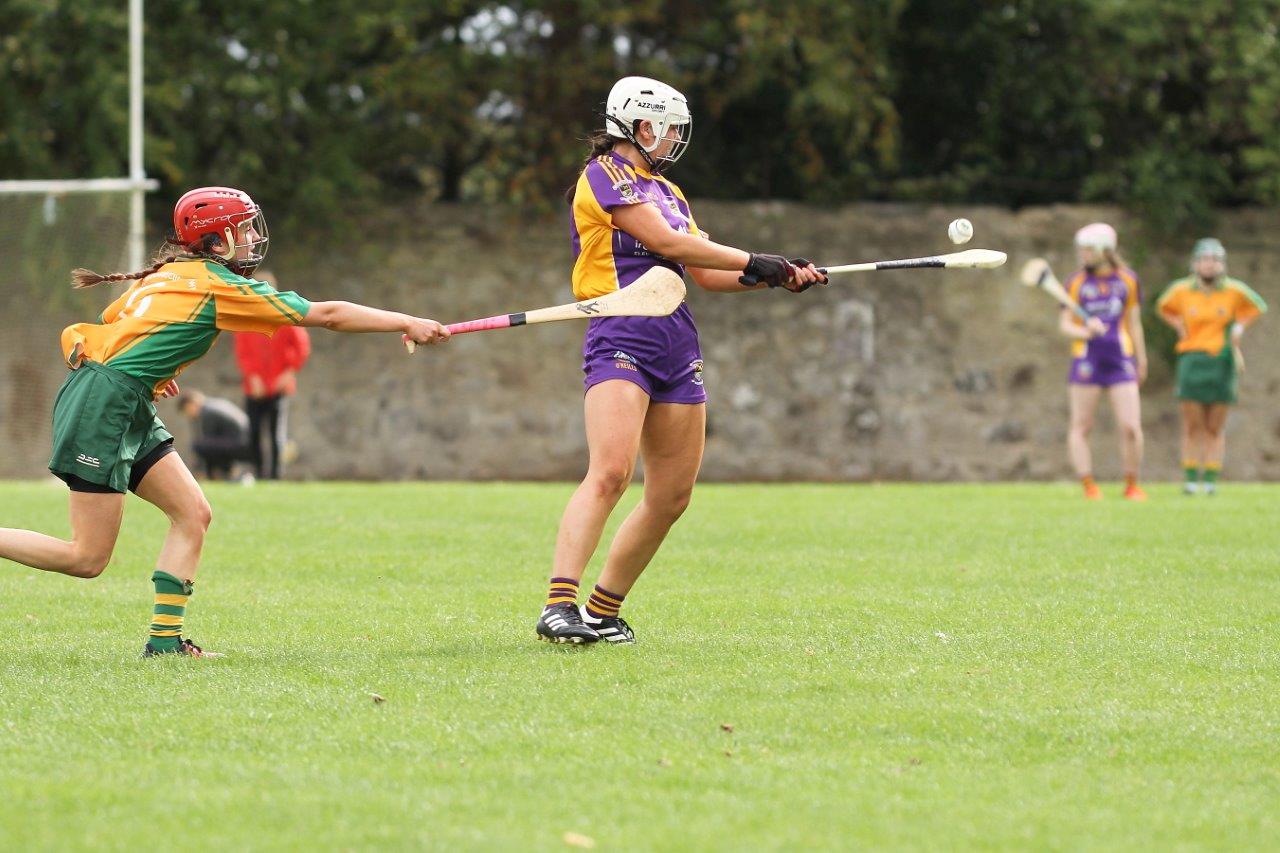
left=785, top=257, right=829, bottom=293
left=739, top=253, right=794, bottom=288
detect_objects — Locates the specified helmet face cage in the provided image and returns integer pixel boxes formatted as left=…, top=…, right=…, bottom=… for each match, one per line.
left=605, top=113, right=692, bottom=173
left=229, top=208, right=269, bottom=276
left=653, top=117, right=692, bottom=170
left=1190, top=238, right=1225, bottom=274
left=202, top=208, right=268, bottom=276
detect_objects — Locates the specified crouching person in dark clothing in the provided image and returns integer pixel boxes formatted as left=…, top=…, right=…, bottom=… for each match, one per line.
left=177, top=391, right=251, bottom=480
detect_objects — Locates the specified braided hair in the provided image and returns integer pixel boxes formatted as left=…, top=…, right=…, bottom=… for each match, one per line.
left=70, top=234, right=222, bottom=289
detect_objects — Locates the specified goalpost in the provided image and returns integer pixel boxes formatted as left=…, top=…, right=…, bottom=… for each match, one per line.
left=0, top=0, right=156, bottom=270
left=0, top=0, right=158, bottom=478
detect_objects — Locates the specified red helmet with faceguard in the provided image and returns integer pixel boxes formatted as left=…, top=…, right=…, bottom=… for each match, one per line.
left=172, top=186, right=269, bottom=275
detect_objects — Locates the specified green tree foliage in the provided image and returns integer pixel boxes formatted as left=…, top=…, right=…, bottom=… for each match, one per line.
left=2, top=0, right=1278, bottom=227
left=892, top=0, right=1280, bottom=230
left=0, top=2, right=133, bottom=178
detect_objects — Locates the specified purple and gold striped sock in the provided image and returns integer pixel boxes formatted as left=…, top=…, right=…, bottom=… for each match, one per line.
left=585, top=584, right=625, bottom=620
left=544, top=577, right=579, bottom=610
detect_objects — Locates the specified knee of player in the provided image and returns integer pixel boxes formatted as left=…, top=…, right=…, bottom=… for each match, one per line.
left=588, top=465, right=633, bottom=499
left=1121, top=422, right=1143, bottom=440
left=70, top=550, right=112, bottom=579
left=177, top=497, right=213, bottom=534
left=195, top=499, right=213, bottom=532
left=656, top=488, right=693, bottom=520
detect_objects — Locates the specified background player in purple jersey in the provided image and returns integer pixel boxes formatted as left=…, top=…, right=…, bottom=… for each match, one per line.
left=1058, top=222, right=1149, bottom=501
left=535, top=76, right=827, bottom=645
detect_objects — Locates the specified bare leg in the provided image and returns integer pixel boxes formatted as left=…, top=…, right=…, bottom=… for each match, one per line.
left=0, top=490, right=124, bottom=578
left=1108, top=382, right=1144, bottom=477
left=1068, top=384, right=1102, bottom=477
left=133, top=453, right=212, bottom=582
left=1204, top=403, right=1230, bottom=471
left=550, top=381, right=650, bottom=583
left=1180, top=401, right=1205, bottom=468
left=595, top=402, right=706, bottom=597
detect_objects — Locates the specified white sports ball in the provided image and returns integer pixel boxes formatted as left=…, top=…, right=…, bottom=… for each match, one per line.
left=948, top=218, right=974, bottom=245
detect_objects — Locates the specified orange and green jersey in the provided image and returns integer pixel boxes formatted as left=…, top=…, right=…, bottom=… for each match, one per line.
left=60, top=260, right=310, bottom=396
left=1063, top=267, right=1142, bottom=359
left=1156, top=276, right=1267, bottom=355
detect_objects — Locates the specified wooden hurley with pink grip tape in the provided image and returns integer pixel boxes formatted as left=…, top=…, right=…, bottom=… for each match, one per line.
left=403, top=267, right=686, bottom=352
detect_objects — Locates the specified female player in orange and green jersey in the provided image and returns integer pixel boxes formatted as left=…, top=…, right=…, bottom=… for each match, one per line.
left=1060, top=223, right=1149, bottom=501
left=0, top=187, right=449, bottom=657
left=1157, top=238, right=1267, bottom=495
left=534, top=76, right=826, bottom=645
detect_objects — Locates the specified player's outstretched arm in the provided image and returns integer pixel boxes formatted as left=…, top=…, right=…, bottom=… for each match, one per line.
left=688, top=268, right=760, bottom=291
left=687, top=264, right=824, bottom=293
left=302, top=301, right=450, bottom=346
left=612, top=202, right=747, bottom=271
left=610, top=203, right=824, bottom=292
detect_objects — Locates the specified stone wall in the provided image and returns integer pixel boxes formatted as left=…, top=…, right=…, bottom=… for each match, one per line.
left=3, top=201, right=1278, bottom=481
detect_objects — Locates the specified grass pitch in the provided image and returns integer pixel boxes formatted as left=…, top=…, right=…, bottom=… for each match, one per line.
left=1, top=481, right=1278, bottom=850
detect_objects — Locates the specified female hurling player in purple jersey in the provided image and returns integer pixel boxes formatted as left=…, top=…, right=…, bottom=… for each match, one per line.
left=1059, top=223, right=1148, bottom=501
left=535, top=76, right=827, bottom=645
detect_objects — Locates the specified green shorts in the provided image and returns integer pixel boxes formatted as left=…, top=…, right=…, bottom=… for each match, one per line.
left=1175, top=350, right=1237, bottom=405
left=48, top=361, right=172, bottom=493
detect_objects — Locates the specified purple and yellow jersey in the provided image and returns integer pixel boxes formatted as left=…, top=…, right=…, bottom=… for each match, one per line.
left=1063, top=267, right=1141, bottom=359
left=569, top=151, right=702, bottom=301
left=61, top=260, right=310, bottom=396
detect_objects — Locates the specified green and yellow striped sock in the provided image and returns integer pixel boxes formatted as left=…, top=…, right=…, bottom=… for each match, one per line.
left=1203, top=463, right=1221, bottom=485
left=149, top=570, right=193, bottom=652
left=1183, top=459, right=1200, bottom=484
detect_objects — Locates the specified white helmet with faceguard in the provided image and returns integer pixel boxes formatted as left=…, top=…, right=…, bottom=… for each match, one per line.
left=604, top=76, right=692, bottom=172
left=1074, top=222, right=1118, bottom=251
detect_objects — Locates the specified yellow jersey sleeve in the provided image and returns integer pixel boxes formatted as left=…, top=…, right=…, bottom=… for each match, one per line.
left=1226, top=279, right=1267, bottom=323
left=205, top=263, right=311, bottom=335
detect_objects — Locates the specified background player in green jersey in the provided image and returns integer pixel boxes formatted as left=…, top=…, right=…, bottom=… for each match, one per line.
left=1157, top=238, right=1268, bottom=494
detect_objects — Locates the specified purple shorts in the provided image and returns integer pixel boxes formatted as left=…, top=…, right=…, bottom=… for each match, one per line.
left=1069, top=355, right=1137, bottom=387
left=582, top=309, right=707, bottom=405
